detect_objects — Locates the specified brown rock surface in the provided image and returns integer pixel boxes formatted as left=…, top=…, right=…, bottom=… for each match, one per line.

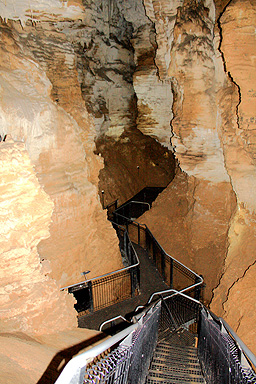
left=210, top=0, right=256, bottom=355
left=139, top=170, right=236, bottom=302
left=217, top=0, right=256, bottom=212
left=0, top=328, right=105, bottom=384
left=0, top=140, right=76, bottom=334
left=96, top=129, right=176, bottom=207
left=0, top=20, right=123, bottom=289
left=142, top=0, right=256, bottom=354
left=211, top=206, right=256, bottom=354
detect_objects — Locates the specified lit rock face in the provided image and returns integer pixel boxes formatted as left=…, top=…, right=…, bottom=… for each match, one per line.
left=0, top=141, right=76, bottom=334
left=211, top=206, right=256, bottom=353
left=58, top=0, right=175, bottom=148
left=59, top=0, right=176, bottom=204
left=133, top=23, right=174, bottom=148
left=0, top=18, right=122, bottom=295
left=142, top=0, right=256, bottom=354
left=141, top=0, right=236, bottom=302
left=59, top=0, right=137, bottom=139
left=217, top=0, right=256, bottom=212
left=0, top=0, right=84, bottom=26
left=210, top=0, right=256, bottom=355
left=140, top=170, right=236, bottom=301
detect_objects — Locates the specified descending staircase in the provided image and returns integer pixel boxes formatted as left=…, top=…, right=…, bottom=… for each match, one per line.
left=146, top=328, right=205, bottom=384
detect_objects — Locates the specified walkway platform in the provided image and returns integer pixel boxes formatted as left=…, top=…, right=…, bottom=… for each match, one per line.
left=78, top=243, right=168, bottom=332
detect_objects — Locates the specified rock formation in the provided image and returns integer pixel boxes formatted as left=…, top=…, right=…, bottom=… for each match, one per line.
left=0, top=3, right=123, bottom=334
left=139, top=0, right=256, bottom=354
left=0, top=0, right=255, bottom=370
left=0, top=140, right=76, bottom=334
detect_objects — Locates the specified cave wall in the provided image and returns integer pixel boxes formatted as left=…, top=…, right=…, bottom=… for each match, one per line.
left=0, top=140, right=76, bottom=334
left=0, top=0, right=255, bottom=356
left=0, top=3, right=123, bottom=334
left=140, top=0, right=256, bottom=354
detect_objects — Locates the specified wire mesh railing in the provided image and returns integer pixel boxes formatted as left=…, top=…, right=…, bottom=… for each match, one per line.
left=158, top=293, right=201, bottom=342
left=55, top=292, right=256, bottom=384
left=198, top=308, right=256, bottom=384
left=55, top=302, right=161, bottom=384
left=61, top=224, right=140, bottom=314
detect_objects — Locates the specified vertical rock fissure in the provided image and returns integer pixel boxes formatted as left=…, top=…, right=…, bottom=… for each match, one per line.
left=217, top=0, right=241, bottom=129
left=221, top=258, right=256, bottom=314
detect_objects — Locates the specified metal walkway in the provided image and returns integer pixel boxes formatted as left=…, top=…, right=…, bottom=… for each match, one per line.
left=78, top=242, right=168, bottom=331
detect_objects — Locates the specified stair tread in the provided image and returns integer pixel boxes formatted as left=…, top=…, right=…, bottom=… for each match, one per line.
left=156, top=343, right=198, bottom=352
left=151, top=358, right=201, bottom=369
left=146, top=334, right=205, bottom=384
left=150, top=362, right=202, bottom=374
left=152, top=355, right=200, bottom=365
left=155, top=347, right=199, bottom=357
left=146, top=370, right=205, bottom=383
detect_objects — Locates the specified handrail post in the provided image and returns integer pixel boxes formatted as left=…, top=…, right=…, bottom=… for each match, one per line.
left=161, top=250, right=165, bottom=281
left=170, top=259, right=173, bottom=288
left=194, top=276, right=202, bottom=301
left=88, top=281, right=94, bottom=313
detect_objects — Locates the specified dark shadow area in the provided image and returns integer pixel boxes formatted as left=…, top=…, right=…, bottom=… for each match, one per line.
left=36, top=333, right=107, bottom=384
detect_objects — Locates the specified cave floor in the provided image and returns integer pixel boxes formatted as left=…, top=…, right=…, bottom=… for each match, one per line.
left=78, top=243, right=168, bottom=332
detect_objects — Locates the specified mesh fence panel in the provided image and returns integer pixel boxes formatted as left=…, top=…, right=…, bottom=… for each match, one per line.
left=127, top=304, right=160, bottom=384
left=158, top=294, right=200, bottom=342
left=198, top=309, right=256, bottom=384
left=82, top=303, right=161, bottom=384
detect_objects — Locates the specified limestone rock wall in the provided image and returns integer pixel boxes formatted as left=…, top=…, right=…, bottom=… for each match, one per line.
left=142, top=0, right=236, bottom=301
left=210, top=0, right=256, bottom=354
left=0, top=6, right=123, bottom=333
left=142, top=0, right=256, bottom=354
left=0, top=141, right=76, bottom=334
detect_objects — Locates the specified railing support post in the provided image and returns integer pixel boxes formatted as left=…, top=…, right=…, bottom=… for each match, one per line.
left=170, top=259, right=173, bottom=289
left=88, top=281, right=94, bottom=313
left=194, top=276, right=202, bottom=301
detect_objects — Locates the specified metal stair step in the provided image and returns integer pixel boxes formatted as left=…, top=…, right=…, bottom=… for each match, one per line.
left=152, top=356, right=201, bottom=369
left=153, top=351, right=199, bottom=362
left=157, top=341, right=197, bottom=350
left=146, top=369, right=205, bottom=383
left=150, top=361, right=203, bottom=375
left=146, top=329, right=205, bottom=384
left=155, top=345, right=199, bottom=358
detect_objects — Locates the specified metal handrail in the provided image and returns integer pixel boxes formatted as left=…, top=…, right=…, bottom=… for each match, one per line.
left=144, top=224, right=203, bottom=284
left=134, top=288, right=202, bottom=315
left=114, top=200, right=151, bottom=213
left=113, top=210, right=203, bottom=290
left=60, top=225, right=140, bottom=292
left=54, top=322, right=139, bottom=384
left=220, top=317, right=256, bottom=369
left=148, top=288, right=203, bottom=306
left=99, top=315, right=131, bottom=332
